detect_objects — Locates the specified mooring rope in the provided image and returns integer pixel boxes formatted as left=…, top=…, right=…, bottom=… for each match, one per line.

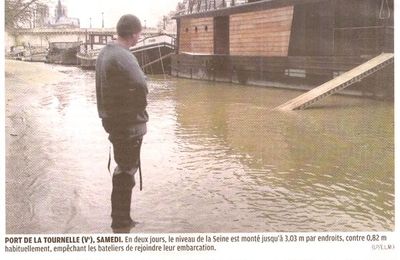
left=158, top=45, right=167, bottom=80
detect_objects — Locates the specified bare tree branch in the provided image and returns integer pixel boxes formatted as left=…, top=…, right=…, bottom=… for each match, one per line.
left=5, top=0, right=46, bottom=31
left=12, top=0, right=39, bottom=21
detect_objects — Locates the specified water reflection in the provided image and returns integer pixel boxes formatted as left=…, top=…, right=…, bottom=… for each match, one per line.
left=171, top=79, right=394, bottom=232
left=5, top=64, right=394, bottom=233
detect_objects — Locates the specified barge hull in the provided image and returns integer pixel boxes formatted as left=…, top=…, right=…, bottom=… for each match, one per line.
left=171, top=53, right=394, bottom=99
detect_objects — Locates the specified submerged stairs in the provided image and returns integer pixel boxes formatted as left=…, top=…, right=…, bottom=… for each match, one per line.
left=275, top=53, right=394, bottom=111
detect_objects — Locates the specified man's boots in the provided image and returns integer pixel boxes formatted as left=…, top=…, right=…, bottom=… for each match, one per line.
left=111, top=172, right=135, bottom=229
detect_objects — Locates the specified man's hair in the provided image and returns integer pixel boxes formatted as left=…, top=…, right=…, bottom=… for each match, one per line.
left=117, top=14, right=142, bottom=37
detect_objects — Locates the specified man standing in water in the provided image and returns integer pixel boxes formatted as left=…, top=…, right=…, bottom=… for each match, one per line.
left=95, top=14, right=148, bottom=229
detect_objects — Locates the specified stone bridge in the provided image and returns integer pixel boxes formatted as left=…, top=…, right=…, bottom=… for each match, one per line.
left=5, top=27, right=174, bottom=51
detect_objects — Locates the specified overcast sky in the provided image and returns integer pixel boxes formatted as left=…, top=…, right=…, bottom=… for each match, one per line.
left=51, top=0, right=181, bottom=28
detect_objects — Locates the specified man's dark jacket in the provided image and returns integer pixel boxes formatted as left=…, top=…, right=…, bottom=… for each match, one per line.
left=95, top=42, right=148, bottom=135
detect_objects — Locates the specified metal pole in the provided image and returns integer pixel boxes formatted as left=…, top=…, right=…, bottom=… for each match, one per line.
left=102, top=12, right=104, bottom=28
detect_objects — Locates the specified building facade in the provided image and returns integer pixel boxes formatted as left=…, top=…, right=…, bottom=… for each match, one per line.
left=45, top=0, right=80, bottom=28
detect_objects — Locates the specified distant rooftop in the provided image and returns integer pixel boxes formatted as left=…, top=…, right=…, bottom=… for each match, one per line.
left=45, top=0, right=80, bottom=28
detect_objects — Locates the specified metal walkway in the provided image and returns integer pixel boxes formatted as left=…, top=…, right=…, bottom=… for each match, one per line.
left=275, top=53, right=394, bottom=111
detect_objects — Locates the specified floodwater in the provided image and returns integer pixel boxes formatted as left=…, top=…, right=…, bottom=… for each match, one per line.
left=5, top=62, right=394, bottom=234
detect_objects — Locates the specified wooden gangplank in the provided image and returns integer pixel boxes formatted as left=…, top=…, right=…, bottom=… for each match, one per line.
left=275, top=53, right=394, bottom=111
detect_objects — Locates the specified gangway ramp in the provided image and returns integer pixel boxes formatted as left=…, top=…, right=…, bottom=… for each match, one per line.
left=275, top=53, right=394, bottom=111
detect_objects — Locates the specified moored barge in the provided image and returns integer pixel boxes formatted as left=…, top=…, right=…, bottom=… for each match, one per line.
left=171, top=0, right=394, bottom=98
left=46, top=41, right=81, bottom=65
left=76, top=33, right=175, bottom=74
left=131, top=34, right=176, bottom=74
left=77, top=30, right=115, bottom=70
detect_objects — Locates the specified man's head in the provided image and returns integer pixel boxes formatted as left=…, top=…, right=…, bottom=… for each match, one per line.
left=116, top=14, right=142, bottom=47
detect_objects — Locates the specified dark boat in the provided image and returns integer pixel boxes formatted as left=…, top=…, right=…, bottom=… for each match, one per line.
left=76, top=48, right=99, bottom=69
left=130, top=34, right=176, bottom=74
left=46, top=41, right=81, bottom=65
left=76, top=33, right=176, bottom=74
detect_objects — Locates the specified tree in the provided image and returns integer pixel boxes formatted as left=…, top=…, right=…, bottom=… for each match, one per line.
left=5, top=0, right=48, bottom=31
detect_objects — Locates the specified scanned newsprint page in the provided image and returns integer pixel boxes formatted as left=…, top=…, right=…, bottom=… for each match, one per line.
left=2, top=0, right=398, bottom=259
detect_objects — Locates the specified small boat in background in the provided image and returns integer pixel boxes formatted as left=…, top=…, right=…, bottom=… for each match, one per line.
left=76, top=47, right=100, bottom=70
left=131, top=34, right=176, bottom=74
left=76, top=33, right=176, bottom=74
left=46, top=41, right=81, bottom=65
left=7, top=45, right=47, bottom=62
left=7, top=45, right=28, bottom=60
left=76, top=30, right=115, bottom=70
left=23, top=47, right=48, bottom=62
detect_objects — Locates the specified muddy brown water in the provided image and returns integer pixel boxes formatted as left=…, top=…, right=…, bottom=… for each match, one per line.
left=5, top=63, right=394, bottom=233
